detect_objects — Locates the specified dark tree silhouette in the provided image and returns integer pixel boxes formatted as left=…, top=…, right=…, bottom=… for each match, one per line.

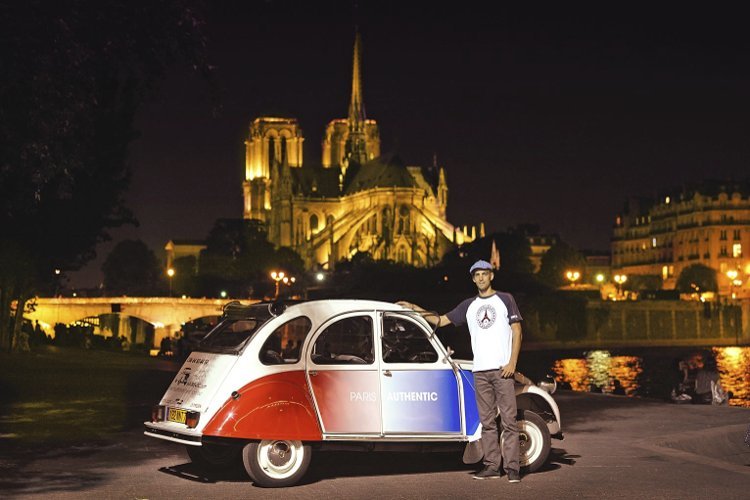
left=538, top=241, right=587, bottom=288
left=675, top=264, right=718, bottom=293
left=102, top=240, right=161, bottom=296
left=0, top=0, right=211, bottom=351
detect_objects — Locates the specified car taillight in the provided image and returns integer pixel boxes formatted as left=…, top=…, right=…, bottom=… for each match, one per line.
left=186, top=411, right=201, bottom=429
left=151, top=405, right=165, bottom=422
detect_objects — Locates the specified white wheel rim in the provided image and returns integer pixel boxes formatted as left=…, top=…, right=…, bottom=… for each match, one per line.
left=519, top=420, right=544, bottom=466
left=256, top=440, right=304, bottom=479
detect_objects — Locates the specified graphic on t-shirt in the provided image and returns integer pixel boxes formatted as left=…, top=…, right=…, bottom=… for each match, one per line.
left=475, top=304, right=496, bottom=329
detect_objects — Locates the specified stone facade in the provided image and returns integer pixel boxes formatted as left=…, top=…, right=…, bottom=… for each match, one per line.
left=612, top=180, right=750, bottom=296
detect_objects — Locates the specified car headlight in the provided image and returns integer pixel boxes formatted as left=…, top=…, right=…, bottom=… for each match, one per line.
left=537, top=374, right=557, bottom=395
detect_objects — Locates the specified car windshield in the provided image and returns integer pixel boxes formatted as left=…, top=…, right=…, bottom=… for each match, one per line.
left=196, top=305, right=274, bottom=354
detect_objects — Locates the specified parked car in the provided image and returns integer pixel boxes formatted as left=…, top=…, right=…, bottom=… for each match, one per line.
left=145, top=299, right=563, bottom=487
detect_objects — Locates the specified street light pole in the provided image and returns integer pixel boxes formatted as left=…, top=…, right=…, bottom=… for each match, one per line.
left=271, top=271, right=285, bottom=299
left=167, top=268, right=175, bottom=297
left=614, top=274, right=627, bottom=299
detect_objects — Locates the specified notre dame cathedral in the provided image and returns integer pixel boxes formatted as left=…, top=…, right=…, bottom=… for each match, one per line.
left=242, top=33, right=480, bottom=269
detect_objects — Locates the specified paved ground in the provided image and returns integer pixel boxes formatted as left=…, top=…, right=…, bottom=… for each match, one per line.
left=1, top=391, right=748, bottom=499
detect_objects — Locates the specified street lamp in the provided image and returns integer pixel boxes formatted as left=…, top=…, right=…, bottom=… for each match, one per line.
left=271, top=271, right=285, bottom=299
left=727, top=269, right=740, bottom=299
left=565, top=270, right=581, bottom=287
left=613, top=273, right=627, bottom=299
left=166, top=268, right=175, bottom=297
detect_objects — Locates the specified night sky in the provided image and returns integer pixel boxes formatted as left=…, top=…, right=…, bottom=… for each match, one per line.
left=69, top=1, right=750, bottom=288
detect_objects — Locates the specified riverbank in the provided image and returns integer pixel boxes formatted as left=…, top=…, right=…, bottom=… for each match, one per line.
left=0, top=346, right=179, bottom=448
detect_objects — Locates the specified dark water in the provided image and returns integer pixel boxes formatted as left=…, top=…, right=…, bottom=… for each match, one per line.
left=519, top=346, right=750, bottom=408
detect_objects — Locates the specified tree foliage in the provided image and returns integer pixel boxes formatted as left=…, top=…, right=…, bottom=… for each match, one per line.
left=196, top=219, right=305, bottom=298
left=538, top=240, right=587, bottom=288
left=0, top=0, right=210, bottom=350
left=675, top=264, right=718, bottom=293
left=102, top=240, right=161, bottom=296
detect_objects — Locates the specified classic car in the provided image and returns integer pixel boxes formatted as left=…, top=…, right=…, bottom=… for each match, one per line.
left=144, top=299, right=562, bottom=487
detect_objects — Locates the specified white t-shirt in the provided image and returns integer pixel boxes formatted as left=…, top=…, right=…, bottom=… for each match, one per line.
left=446, top=292, right=522, bottom=372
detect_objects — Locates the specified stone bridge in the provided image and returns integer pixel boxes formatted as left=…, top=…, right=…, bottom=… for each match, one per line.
left=25, top=297, right=258, bottom=347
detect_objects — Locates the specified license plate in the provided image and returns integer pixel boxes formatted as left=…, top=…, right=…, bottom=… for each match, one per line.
left=167, top=407, right=187, bottom=424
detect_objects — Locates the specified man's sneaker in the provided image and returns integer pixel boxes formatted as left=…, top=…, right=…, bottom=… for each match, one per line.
left=507, top=469, right=521, bottom=483
left=473, top=466, right=501, bottom=480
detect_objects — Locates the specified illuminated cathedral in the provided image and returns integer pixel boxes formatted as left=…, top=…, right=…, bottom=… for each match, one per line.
left=242, top=33, right=480, bottom=269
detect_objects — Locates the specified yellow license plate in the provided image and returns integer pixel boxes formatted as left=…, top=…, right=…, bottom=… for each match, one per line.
left=167, top=407, right=187, bottom=424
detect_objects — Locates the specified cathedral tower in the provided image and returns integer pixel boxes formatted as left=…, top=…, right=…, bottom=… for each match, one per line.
left=243, top=117, right=304, bottom=221
left=322, top=32, right=380, bottom=171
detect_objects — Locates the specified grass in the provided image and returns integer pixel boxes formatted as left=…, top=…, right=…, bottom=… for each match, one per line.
left=0, top=346, right=179, bottom=449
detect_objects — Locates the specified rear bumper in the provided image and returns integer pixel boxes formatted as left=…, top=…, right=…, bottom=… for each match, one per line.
left=144, top=422, right=203, bottom=446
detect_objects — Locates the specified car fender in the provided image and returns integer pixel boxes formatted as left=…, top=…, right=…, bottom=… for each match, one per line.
left=515, top=384, right=562, bottom=435
left=201, top=370, right=322, bottom=441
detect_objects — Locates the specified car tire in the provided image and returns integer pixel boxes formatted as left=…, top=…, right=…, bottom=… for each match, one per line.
left=186, top=443, right=241, bottom=470
left=516, top=410, right=551, bottom=473
left=242, top=440, right=311, bottom=487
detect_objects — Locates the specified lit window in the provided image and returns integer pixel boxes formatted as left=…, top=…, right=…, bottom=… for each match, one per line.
left=733, top=243, right=742, bottom=258
left=662, top=266, right=668, bottom=280
left=665, top=196, right=670, bottom=204
left=652, top=238, right=657, bottom=248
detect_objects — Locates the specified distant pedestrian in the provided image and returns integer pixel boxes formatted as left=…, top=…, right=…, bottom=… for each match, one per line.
left=694, top=354, right=728, bottom=405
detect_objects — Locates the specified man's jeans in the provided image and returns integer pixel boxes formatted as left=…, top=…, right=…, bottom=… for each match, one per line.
left=473, top=370, right=519, bottom=473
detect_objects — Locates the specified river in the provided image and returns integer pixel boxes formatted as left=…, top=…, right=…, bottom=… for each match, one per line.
left=519, top=346, right=750, bottom=408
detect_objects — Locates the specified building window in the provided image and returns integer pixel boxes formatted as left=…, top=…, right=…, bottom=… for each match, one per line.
left=733, top=243, right=742, bottom=258
left=310, top=214, right=319, bottom=233
left=720, top=246, right=728, bottom=257
left=720, top=230, right=727, bottom=240
left=733, top=229, right=741, bottom=240
left=397, top=205, right=411, bottom=235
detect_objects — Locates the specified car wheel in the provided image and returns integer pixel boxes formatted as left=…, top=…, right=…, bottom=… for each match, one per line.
left=242, top=440, right=311, bottom=487
left=517, top=410, right=551, bottom=473
left=186, top=443, right=241, bottom=470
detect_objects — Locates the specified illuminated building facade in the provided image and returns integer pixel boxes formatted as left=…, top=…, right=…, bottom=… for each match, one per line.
left=612, top=180, right=750, bottom=296
left=242, top=33, right=478, bottom=269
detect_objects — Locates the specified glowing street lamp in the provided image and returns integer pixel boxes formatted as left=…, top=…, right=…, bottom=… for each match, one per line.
left=166, top=267, right=175, bottom=297
left=271, top=271, right=285, bottom=299
left=565, top=270, right=581, bottom=287
left=613, top=273, right=627, bottom=298
left=727, top=269, right=741, bottom=299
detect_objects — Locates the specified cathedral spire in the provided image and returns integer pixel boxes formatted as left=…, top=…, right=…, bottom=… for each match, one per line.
left=348, top=30, right=366, bottom=127
left=345, top=30, right=368, bottom=166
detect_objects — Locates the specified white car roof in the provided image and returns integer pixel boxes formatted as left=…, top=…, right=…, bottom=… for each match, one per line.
left=281, top=299, right=410, bottom=318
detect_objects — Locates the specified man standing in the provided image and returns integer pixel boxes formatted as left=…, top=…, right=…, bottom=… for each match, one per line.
left=398, top=259, right=523, bottom=483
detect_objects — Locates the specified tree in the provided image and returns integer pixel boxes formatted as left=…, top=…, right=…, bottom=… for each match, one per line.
left=676, top=264, right=718, bottom=294
left=623, top=274, right=663, bottom=292
left=0, top=1, right=210, bottom=351
left=538, top=241, right=587, bottom=288
left=102, top=240, right=161, bottom=296
left=197, top=219, right=305, bottom=298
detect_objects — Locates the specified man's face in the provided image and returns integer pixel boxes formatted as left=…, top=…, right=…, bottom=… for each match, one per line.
left=471, top=269, right=493, bottom=291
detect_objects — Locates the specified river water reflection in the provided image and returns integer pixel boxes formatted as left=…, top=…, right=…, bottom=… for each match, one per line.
left=521, top=346, right=750, bottom=408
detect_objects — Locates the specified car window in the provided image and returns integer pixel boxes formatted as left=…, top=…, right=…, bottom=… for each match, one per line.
left=196, top=318, right=268, bottom=354
left=260, top=316, right=312, bottom=365
left=312, top=315, right=374, bottom=365
left=382, top=315, right=438, bottom=363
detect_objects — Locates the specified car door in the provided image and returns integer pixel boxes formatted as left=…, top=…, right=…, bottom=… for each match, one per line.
left=379, top=312, right=462, bottom=436
left=307, top=312, right=381, bottom=435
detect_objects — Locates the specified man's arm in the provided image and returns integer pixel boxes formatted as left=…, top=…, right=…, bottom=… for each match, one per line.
left=396, top=301, right=453, bottom=328
left=500, top=322, right=523, bottom=378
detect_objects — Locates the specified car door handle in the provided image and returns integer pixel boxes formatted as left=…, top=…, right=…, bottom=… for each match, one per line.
left=382, top=370, right=392, bottom=377
left=309, top=370, right=318, bottom=376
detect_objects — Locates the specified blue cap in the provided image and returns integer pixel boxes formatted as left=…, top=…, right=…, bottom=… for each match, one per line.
left=469, top=259, right=493, bottom=275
